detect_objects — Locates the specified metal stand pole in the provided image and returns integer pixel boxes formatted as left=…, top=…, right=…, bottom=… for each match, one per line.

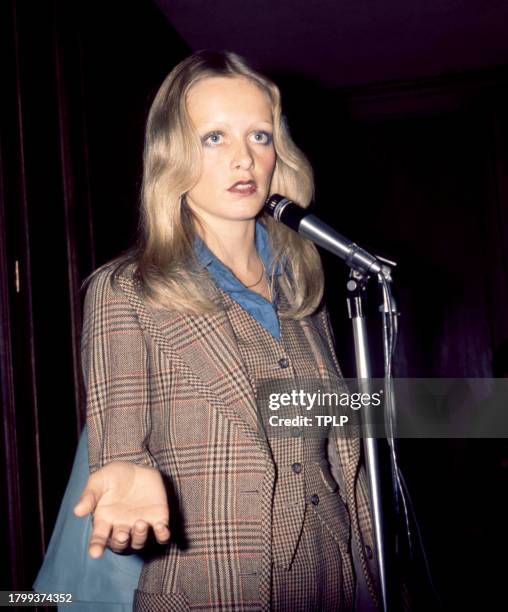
left=346, top=273, right=399, bottom=612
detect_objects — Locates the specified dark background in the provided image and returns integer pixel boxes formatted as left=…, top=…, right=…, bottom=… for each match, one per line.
left=1, top=0, right=507, bottom=609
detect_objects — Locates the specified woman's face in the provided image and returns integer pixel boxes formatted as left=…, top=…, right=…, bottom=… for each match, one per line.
left=185, top=76, right=276, bottom=228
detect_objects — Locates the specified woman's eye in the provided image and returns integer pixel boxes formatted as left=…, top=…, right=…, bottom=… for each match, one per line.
left=202, top=132, right=224, bottom=146
left=250, top=131, right=272, bottom=145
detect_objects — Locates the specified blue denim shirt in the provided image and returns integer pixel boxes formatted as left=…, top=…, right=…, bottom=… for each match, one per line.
left=194, top=220, right=281, bottom=338
left=33, top=221, right=282, bottom=608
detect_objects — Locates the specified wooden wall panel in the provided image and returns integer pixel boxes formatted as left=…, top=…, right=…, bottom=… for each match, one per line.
left=0, top=0, right=188, bottom=595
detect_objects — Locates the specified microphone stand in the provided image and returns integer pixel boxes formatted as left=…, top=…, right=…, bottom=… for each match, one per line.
left=263, top=193, right=406, bottom=609
left=346, top=261, right=400, bottom=612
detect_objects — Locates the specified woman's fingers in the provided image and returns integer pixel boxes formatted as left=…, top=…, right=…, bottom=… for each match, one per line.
left=73, top=488, right=98, bottom=517
left=87, top=519, right=170, bottom=557
left=108, top=520, right=171, bottom=553
left=130, top=520, right=149, bottom=549
left=74, top=463, right=171, bottom=555
left=109, top=525, right=132, bottom=553
left=153, top=522, right=171, bottom=544
left=88, top=517, right=111, bottom=558
left=129, top=520, right=171, bottom=549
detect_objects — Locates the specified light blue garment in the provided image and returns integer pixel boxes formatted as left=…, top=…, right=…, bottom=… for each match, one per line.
left=33, top=425, right=142, bottom=610
left=194, top=220, right=282, bottom=338
left=33, top=220, right=282, bottom=609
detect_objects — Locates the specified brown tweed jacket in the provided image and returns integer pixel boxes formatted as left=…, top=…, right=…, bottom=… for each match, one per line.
left=83, top=263, right=380, bottom=611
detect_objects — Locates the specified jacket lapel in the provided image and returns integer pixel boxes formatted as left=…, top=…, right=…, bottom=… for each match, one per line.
left=116, top=273, right=270, bottom=456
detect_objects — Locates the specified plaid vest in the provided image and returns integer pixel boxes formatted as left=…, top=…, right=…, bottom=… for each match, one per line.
left=218, top=285, right=353, bottom=577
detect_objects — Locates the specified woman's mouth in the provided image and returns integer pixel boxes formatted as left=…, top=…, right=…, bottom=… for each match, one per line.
left=227, top=180, right=257, bottom=195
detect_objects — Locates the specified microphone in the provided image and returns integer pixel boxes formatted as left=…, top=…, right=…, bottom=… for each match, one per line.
left=264, top=194, right=382, bottom=275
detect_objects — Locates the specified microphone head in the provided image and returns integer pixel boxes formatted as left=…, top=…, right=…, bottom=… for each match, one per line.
left=264, top=194, right=292, bottom=220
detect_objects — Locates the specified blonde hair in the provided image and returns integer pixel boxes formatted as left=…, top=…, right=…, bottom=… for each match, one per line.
left=108, top=50, right=324, bottom=318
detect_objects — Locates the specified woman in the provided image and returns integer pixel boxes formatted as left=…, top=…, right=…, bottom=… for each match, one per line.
left=36, top=50, right=379, bottom=610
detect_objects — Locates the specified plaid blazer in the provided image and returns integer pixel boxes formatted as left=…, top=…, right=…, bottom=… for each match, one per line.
left=83, top=263, right=380, bottom=611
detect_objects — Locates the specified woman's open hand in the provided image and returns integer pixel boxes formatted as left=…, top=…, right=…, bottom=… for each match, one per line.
left=73, top=461, right=170, bottom=558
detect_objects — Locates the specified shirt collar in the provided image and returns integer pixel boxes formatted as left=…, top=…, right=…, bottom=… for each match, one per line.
left=193, top=220, right=282, bottom=277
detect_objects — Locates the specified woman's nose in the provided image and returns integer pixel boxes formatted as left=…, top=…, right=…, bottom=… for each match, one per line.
left=231, top=141, right=254, bottom=170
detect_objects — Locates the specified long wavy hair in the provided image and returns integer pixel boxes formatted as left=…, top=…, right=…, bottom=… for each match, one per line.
left=104, top=50, right=324, bottom=318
